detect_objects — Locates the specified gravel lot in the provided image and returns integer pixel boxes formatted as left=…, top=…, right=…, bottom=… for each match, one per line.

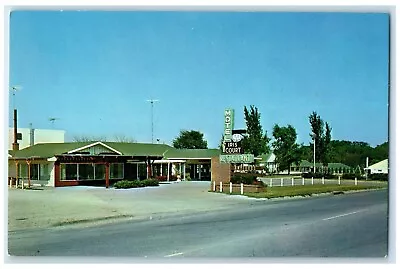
left=7, top=181, right=256, bottom=231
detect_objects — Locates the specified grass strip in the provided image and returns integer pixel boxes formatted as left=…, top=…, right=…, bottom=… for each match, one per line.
left=218, top=184, right=386, bottom=199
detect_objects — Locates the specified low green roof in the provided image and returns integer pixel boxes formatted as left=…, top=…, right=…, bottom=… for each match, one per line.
left=327, top=162, right=351, bottom=169
left=163, top=148, right=221, bottom=159
left=291, top=160, right=351, bottom=169
left=9, top=142, right=174, bottom=159
left=10, top=142, right=91, bottom=159
left=105, top=142, right=173, bottom=157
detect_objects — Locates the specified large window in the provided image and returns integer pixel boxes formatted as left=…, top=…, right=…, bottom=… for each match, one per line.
left=18, top=163, right=28, bottom=178
left=79, top=164, right=95, bottom=180
left=40, top=163, right=50, bottom=180
left=61, top=164, right=78, bottom=180
left=110, top=163, right=124, bottom=179
left=94, top=164, right=105, bottom=179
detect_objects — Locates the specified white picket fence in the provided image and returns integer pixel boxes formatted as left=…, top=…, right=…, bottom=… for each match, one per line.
left=264, top=176, right=360, bottom=187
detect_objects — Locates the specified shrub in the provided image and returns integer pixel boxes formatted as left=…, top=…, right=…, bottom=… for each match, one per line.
left=142, top=179, right=159, bottom=186
left=302, top=172, right=336, bottom=179
left=368, top=173, right=388, bottom=181
left=113, top=180, right=139, bottom=189
left=113, top=179, right=159, bottom=189
left=342, top=173, right=362, bottom=179
left=231, top=174, right=257, bottom=185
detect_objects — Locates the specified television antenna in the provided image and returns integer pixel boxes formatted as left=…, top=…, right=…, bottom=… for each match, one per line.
left=48, top=117, right=60, bottom=128
left=146, top=99, right=159, bottom=144
left=10, top=85, right=22, bottom=109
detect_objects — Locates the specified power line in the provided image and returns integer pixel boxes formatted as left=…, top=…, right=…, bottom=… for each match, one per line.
left=146, top=99, right=159, bottom=144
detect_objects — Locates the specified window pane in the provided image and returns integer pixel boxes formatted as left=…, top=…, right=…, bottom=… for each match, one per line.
left=40, top=164, right=50, bottom=180
left=79, top=164, right=95, bottom=180
left=110, top=163, right=124, bottom=179
left=61, top=164, right=78, bottom=180
left=95, top=164, right=105, bottom=179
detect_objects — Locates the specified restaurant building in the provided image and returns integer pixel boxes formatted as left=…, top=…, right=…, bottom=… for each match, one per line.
left=8, top=141, right=221, bottom=187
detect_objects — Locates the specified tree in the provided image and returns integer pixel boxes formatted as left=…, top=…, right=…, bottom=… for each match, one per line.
left=73, top=134, right=136, bottom=143
left=272, top=124, right=301, bottom=174
left=73, top=135, right=107, bottom=142
left=113, top=134, right=136, bottom=143
left=173, top=130, right=208, bottom=149
left=309, top=111, right=332, bottom=170
left=219, top=133, right=224, bottom=151
left=241, top=105, right=270, bottom=157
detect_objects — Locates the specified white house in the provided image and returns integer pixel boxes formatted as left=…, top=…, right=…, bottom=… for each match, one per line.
left=365, top=159, right=388, bottom=174
left=8, top=127, right=65, bottom=150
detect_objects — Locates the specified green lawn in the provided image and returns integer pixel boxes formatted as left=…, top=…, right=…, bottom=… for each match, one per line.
left=224, top=184, right=386, bottom=199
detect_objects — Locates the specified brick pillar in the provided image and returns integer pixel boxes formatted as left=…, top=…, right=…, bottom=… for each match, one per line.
left=105, top=162, right=110, bottom=188
left=54, top=162, right=60, bottom=187
left=211, top=156, right=231, bottom=190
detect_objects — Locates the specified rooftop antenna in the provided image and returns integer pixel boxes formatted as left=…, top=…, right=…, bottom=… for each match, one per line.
left=146, top=99, right=159, bottom=144
left=48, top=117, right=60, bottom=128
left=10, top=85, right=22, bottom=110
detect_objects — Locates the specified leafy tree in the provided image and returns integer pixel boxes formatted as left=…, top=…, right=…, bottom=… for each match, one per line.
left=272, top=124, right=301, bottom=174
left=309, top=111, right=332, bottom=170
left=298, top=139, right=388, bottom=169
left=173, top=130, right=208, bottom=149
left=219, top=133, right=224, bottom=151
left=241, top=105, right=270, bottom=157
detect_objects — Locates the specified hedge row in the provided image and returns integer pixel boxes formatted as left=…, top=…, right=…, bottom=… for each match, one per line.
left=113, top=179, right=159, bottom=189
left=367, top=173, right=388, bottom=181
left=230, top=174, right=265, bottom=187
left=302, top=172, right=337, bottom=179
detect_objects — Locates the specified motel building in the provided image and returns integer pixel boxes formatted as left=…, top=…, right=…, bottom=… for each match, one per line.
left=8, top=141, right=221, bottom=188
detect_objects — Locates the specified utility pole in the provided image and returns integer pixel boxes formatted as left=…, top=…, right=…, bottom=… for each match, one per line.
left=146, top=99, right=159, bottom=143
left=313, top=133, right=316, bottom=173
left=10, top=86, right=22, bottom=151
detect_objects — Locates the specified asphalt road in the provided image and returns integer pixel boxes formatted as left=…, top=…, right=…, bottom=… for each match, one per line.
left=8, top=189, right=388, bottom=260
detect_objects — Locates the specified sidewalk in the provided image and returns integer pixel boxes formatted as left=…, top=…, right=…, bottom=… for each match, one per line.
left=7, top=181, right=255, bottom=231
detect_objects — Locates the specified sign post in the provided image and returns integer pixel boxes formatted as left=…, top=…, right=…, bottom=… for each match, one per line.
left=221, top=108, right=254, bottom=164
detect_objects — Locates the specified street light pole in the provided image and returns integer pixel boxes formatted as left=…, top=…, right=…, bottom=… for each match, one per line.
left=313, top=133, right=316, bottom=174
left=146, top=99, right=159, bottom=144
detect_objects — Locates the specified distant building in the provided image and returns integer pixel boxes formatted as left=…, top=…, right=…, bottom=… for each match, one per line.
left=258, top=153, right=277, bottom=173
left=365, top=159, right=388, bottom=174
left=290, top=160, right=352, bottom=174
left=8, top=127, right=65, bottom=150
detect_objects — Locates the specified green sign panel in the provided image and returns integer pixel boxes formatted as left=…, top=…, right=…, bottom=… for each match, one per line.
left=224, top=108, right=234, bottom=142
left=219, top=154, right=254, bottom=164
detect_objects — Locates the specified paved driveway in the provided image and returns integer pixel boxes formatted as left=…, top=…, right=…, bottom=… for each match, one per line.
left=7, top=181, right=255, bottom=231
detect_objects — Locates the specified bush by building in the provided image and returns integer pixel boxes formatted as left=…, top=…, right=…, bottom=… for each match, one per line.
left=231, top=174, right=258, bottom=185
left=113, top=179, right=159, bottom=189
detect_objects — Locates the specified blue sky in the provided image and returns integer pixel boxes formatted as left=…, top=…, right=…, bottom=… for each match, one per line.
left=9, top=11, right=389, bottom=148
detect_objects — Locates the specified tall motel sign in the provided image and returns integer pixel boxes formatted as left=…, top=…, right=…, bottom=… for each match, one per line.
left=220, top=108, right=254, bottom=164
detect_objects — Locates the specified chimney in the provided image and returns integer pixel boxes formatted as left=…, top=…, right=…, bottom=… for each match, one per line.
left=30, top=123, right=35, bottom=146
left=12, top=109, right=19, bottom=150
